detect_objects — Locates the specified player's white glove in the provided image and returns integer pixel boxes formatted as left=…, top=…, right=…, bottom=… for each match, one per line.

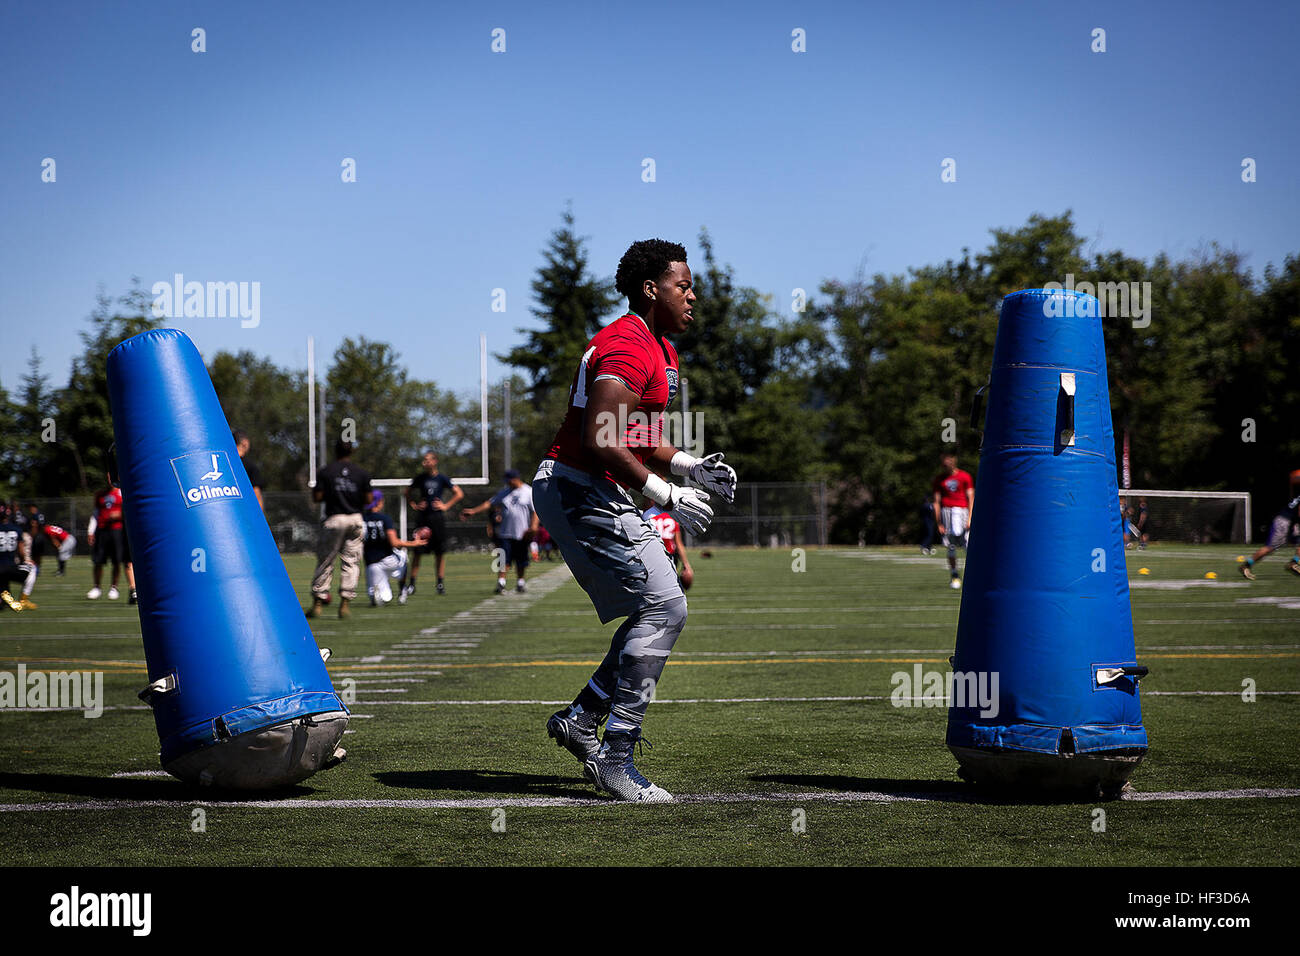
left=671, top=451, right=737, bottom=504
left=642, top=474, right=713, bottom=536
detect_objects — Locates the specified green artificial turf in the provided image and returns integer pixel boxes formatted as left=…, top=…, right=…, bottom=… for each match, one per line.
left=1, top=545, right=1296, bottom=866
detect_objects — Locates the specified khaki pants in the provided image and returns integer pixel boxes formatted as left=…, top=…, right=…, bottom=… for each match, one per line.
left=312, top=513, right=365, bottom=600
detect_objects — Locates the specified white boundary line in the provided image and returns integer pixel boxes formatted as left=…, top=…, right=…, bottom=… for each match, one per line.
left=3, top=787, right=1298, bottom=813
left=5, top=689, right=1297, bottom=714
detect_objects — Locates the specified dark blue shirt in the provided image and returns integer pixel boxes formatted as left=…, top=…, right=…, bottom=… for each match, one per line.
left=409, top=472, right=455, bottom=516
left=363, top=512, right=396, bottom=565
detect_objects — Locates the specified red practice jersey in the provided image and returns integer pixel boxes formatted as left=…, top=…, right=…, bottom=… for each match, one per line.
left=95, top=488, right=125, bottom=530
left=643, top=505, right=679, bottom=556
left=547, top=313, right=680, bottom=487
left=933, top=470, right=974, bottom=509
left=42, top=524, right=71, bottom=544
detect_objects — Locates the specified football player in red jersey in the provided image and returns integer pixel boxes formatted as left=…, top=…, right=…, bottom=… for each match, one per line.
left=87, top=474, right=135, bottom=602
left=41, top=521, right=78, bottom=576
left=932, top=453, right=975, bottom=589
left=642, top=503, right=694, bottom=591
left=534, top=238, right=736, bottom=802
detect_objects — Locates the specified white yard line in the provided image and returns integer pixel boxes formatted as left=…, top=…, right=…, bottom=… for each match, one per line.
left=347, top=691, right=1300, bottom=706
left=4, top=787, right=1298, bottom=813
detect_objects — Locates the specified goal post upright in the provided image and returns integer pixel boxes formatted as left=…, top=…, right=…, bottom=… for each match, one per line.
left=306, top=336, right=316, bottom=489
left=368, top=332, right=492, bottom=539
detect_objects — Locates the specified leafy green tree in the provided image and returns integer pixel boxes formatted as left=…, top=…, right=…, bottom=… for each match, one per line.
left=0, top=348, right=58, bottom=497
left=500, top=208, right=620, bottom=467
left=54, top=282, right=162, bottom=493
left=814, top=213, right=1089, bottom=542
left=208, top=350, right=310, bottom=490
left=324, top=337, right=471, bottom=480
left=0, top=380, right=19, bottom=495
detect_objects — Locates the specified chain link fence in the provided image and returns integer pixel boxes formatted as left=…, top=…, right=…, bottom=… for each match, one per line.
left=18, top=480, right=830, bottom=554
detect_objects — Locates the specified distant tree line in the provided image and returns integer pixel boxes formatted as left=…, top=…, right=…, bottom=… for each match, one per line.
left=3, top=211, right=1296, bottom=543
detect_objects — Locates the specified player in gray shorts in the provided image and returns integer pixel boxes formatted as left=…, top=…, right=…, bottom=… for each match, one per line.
left=534, top=460, right=683, bottom=621
left=535, top=238, right=738, bottom=802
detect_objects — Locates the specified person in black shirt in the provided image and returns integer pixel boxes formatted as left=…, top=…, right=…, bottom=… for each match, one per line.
left=0, top=503, right=37, bottom=611
left=307, top=440, right=372, bottom=619
left=403, top=450, right=464, bottom=598
left=362, top=491, right=425, bottom=606
left=233, top=430, right=265, bottom=513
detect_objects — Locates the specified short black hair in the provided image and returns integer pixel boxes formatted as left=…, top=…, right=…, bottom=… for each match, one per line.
left=232, top=430, right=249, bottom=445
left=335, top=439, right=354, bottom=460
left=615, top=239, right=688, bottom=302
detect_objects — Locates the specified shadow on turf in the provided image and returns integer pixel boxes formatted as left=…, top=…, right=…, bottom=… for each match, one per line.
left=375, top=769, right=591, bottom=799
left=0, top=771, right=317, bottom=802
left=749, top=774, right=1112, bottom=806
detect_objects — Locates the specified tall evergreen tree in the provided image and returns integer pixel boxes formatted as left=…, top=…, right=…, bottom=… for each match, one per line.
left=54, top=281, right=162, bottom=493
left=500, top=208, right=620, bottom=467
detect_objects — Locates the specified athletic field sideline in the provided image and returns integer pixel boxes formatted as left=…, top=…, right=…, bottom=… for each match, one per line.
left=1, top=545, right=1296, bottom=866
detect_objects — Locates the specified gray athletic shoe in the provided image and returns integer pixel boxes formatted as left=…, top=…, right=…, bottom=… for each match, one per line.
left=583, top=729, right=674, bottom=803
left=546, top=706, right=604, bottom=762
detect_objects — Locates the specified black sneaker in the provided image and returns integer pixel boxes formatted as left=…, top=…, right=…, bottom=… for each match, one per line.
left=546, top=706, right=605, bottom=763
left=494, top=582, right=505, bottom=594
left=128, top=590, right=138, bottom=606
left=436, top=581, right=445, bottom=595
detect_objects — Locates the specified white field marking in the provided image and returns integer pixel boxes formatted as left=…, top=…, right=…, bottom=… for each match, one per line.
left=3, top=686, right=1292, bottom=717
left=345, top=678, right=430, bottom=685
left=0, top=635, right=145, bottom=642
left=524, top=598, right=1297, bottom=617
left=353, top=688, right=408, bottom=694
left=109, top=770, right=171, bottom=778
left=1142, top=643, right=1300, bottom=651
left=331, top=671, right=443, bottom=677
left=522, top=624, right=841, bottom=633
left=5, top=787, right=1299, bottom=814
left=383, top=649, right=473, bottom=655
left=396, top=641, right=482, bottom=647
left=1145, top=690, right=1300, bottom=696
left=1237, top=597, right=1300, bottom=610
left=0, top=618, right=145, bottom=625
left=353, top=696, right=893, bottom=706
left=467, top=648, right=953, bottom=662
left=831, top=553, right=948, bottom=565
left=288, top=629, right=423, bottom=637
left=351, top=690, right=1299, bottom=707
left=358, top=656, right=385, bottom=663
left=1129, top=580, right=1249, bottom=590
left=0, top=705, right=151, bottom=713
left=110, top=770, right=171, bottom=780
left=435, top=643, right=1296, bottom=664
left=1139, top=619, right=1297, bottom=625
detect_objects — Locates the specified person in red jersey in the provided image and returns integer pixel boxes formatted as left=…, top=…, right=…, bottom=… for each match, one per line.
left=642, top=503, right=694, bottom=591
left=41, top=521, right=78, bottom=576
left=932, top=453, right=975, bottom=589
left=87, top=474, right=136, bottom=603
left=534, top=238, right=737, bottom=802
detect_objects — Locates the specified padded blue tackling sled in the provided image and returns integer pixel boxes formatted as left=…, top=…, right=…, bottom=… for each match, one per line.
left=108, top=328, right=348, bottom=789
left=946, top=290, right=1147, bottom=796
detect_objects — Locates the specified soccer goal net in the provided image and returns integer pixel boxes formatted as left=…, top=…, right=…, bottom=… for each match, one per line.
left=1118, top=489, right=1251, bottom=545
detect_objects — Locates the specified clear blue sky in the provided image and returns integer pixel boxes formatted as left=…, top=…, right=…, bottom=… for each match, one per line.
left=2, top=0, right=1296, bottom=398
